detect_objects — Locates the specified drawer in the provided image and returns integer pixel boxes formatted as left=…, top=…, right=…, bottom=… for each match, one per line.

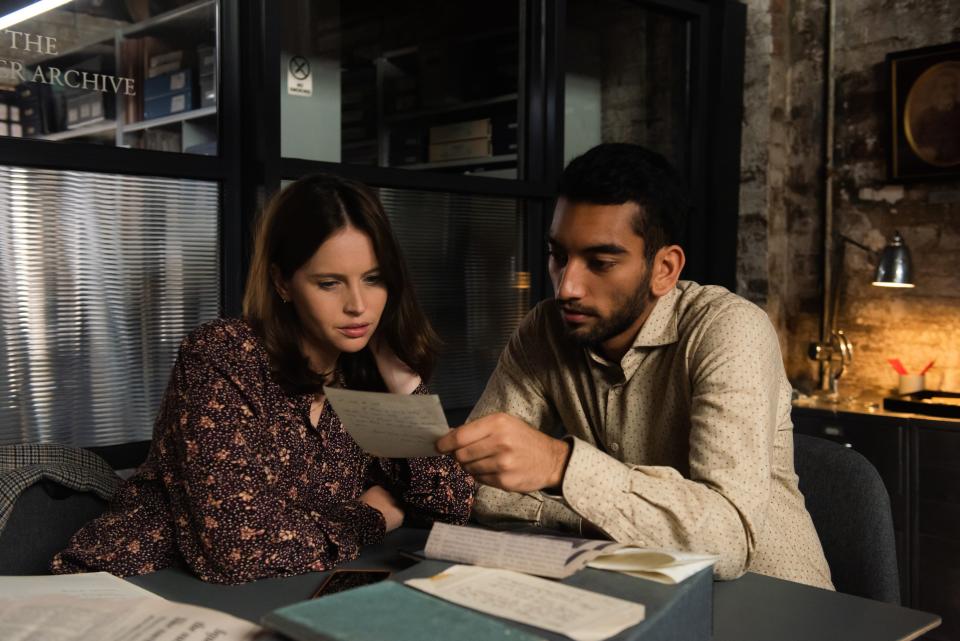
left=917, top=534, right=960, bottom=641
left=918, top=428, right=960, bottom=538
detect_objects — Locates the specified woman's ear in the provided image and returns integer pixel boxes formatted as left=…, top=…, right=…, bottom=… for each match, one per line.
left=270, top=265, right=290, bottom=303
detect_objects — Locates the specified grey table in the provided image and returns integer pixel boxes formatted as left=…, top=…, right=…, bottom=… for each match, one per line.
left=128, top=528, right=941, bottom=641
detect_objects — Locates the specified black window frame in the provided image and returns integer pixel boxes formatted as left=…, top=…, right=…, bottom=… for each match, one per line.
left=0, top=0, right=746, bottom=453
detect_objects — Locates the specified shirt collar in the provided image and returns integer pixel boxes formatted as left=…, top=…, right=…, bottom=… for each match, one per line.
left=629, top=285, right=680, bottom=349
left=585, top=286, right=680, bottom=371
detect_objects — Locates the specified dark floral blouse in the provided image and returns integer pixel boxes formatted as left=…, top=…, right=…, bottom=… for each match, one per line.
left=50, top=318, right=474, bottom=584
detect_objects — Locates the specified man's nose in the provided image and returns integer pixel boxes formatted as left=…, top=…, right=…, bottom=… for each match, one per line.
left=555, top=261, right=586, bottom=300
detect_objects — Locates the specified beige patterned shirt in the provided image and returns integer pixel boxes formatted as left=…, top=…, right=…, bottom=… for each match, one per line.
left=470, top=281, right=833, bottom=589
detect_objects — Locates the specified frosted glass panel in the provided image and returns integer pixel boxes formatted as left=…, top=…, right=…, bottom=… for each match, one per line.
left=379, top=188, right=527, bottom=409
left=0, top=166, right=220, bottom=446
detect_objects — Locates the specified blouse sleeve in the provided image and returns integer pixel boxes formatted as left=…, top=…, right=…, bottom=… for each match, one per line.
left=374, top=382, right=475, bottom=528
left=165, top=327, right=386, bottom=584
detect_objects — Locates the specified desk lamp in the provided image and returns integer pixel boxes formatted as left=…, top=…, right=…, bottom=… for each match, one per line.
left=808, top=231, right=914, bottom=396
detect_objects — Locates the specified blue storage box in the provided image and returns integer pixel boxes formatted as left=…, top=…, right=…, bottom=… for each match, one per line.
left=144, top=89, right=192, bottom=120
left=143, top=69, right=192, bottom=102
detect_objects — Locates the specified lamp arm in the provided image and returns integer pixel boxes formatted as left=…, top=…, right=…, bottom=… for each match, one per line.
left=828, top=234, right=877, bottom=334
left=837, top=234, right=878, bottom=260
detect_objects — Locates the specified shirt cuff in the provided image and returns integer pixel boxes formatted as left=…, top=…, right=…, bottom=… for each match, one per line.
left=538, top=496, right=582, bottom=532
left=561, top=436, right=632, bottom=538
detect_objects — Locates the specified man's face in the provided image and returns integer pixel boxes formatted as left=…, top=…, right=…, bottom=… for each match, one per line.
left=547, top=199, right=653, bottom=350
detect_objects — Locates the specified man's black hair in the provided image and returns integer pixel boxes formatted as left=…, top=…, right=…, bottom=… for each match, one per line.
left=557, top=143, right=689, bottom=263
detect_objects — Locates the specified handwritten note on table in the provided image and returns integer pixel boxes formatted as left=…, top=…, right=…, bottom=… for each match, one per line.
left=406, top=565, right=646, bottom=641
left=323, top=386, right=450, bottom=458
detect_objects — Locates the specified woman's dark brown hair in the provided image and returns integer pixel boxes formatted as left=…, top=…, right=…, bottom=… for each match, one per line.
left=242, top=174, right=439, bottom=394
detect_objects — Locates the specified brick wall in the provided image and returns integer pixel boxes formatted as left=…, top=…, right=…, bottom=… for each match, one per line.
left=741, top=0, right=960, bottom=395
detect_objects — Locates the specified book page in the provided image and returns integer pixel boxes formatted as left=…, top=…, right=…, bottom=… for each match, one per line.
left=425, top=523, right=621, bottom=579
left=0, top=596, right=264, bottom=641
left=406, top=564, right=645, bottom=641
left=587, top=548, right=719, bottom=584
left=324, top=387, right=450, bottom=458
left=0, top=572, right=159, bottom=600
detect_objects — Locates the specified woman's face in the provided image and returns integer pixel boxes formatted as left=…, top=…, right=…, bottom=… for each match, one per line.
left=276, top=225, right=388, bottom=366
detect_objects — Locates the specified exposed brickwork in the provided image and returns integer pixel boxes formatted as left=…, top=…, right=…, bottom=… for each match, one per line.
left=741, top=0, right=960, bottom=395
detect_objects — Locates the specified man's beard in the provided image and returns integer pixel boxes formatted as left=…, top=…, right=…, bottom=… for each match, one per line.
left=560, top=272, right=652, bottom=348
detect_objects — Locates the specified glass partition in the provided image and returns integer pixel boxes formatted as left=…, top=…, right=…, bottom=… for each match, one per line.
left=379, top=187, right=528, bottom=410
left=0, top=165, right=221, bottom=446
left=280, top=0, right=521, bottom=179
left=564, top=0, right=690, bottom=174
left=0, top=0, right=219, bottom=154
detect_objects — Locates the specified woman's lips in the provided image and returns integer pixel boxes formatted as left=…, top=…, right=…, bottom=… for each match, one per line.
left=338, top=324, right=370, bottom=338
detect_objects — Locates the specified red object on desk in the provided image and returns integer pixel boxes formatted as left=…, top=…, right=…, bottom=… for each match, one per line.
left=919, top=360, right=935, bottom=376
left=888, top=358, right=909, bottom=375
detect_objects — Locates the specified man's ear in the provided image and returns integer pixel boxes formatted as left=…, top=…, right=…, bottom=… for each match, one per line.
left=270, top=265, right=290, bottom=303
left=649, top=245, right=685, bottom=297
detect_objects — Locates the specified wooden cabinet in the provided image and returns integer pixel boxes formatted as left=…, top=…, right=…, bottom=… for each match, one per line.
left=793, top=406, right=960, bottom=640
left=916, top=427, right=960, bottom=641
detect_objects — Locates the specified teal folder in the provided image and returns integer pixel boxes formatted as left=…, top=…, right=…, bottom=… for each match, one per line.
left=261, top=580, right=545, bottom=641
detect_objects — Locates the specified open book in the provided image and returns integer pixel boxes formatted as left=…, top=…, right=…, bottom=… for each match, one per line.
left=424, top=522, right=718, bottom=584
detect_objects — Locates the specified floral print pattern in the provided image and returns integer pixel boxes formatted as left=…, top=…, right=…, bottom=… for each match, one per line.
left=51, top=318, right=474, bottom=584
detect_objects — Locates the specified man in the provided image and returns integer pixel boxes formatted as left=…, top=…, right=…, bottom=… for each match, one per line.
left=436, top=143, right=833, bottom=589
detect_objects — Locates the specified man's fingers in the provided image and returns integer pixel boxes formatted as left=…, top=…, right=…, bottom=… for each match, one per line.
left=450, top=440, right=499, bottom=465
left=435, top=418, right=494, bottom=453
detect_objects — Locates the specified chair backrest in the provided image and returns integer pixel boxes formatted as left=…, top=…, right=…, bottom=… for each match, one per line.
left=0, top=480, right=109, bottom=574
left=793, top=433, right=901, bottom=604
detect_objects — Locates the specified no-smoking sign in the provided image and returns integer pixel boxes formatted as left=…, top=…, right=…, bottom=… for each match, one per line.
left=287, top=55, right=313, bottom=97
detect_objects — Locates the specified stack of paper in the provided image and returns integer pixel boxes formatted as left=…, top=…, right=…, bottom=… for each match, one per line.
left=424, top=522, right=718, bottom=584
left=0, top=573, right=263, bottom=641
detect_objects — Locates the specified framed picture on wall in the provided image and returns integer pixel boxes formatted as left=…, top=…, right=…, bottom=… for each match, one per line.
left=887, top=41, right=960, bottom=181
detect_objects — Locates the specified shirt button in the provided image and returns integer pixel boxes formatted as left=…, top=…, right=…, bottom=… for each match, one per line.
left=609, top=442, right=620, bottom=453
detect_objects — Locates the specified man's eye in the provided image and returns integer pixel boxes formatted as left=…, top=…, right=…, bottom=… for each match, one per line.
left=590, top=260, right=616, bottom=271
left=547, top=250, right=567, bottom=265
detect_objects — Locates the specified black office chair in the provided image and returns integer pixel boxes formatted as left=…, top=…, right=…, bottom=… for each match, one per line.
left=0, top=444, right=130, bottom=575
left=0, top=481, right=110, bottom=574
left=793, top=433, right=901, bottom=604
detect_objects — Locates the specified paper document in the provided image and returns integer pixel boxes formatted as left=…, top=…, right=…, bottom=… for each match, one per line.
left=0, top=572, right=264, bottom=641
left=425, top=523, right=718, bottom=584
left=0, top=595, right=264, bottom=641
left=406, top=564, right=645, bottom=641
left=425, top=522, right=619, bottom=579
left=324, top=386, right=449, bottom=458
left=586, top=548, right=719, bottom=585
left=0, top=572, right=159, bottom=600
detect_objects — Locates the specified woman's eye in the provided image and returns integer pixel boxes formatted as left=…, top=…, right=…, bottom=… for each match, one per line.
left=364, top=274, right=383, bottom=285
left=317, top=281, right=338, bottom=290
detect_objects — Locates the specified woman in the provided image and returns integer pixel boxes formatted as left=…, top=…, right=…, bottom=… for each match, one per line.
left=51, top=174, right=475, bottom=584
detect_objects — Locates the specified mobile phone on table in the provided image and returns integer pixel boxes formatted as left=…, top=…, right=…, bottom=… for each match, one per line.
left=310, top=569, right=392, bottom=598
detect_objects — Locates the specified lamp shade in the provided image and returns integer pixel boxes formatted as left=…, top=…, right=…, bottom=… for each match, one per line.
left=873, top=231, right=914, bottom=288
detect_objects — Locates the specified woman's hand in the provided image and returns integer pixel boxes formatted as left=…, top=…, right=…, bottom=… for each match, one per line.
left=359, top=485, right=405, bottom=532
left=369, top=335, right=421, bottom=394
